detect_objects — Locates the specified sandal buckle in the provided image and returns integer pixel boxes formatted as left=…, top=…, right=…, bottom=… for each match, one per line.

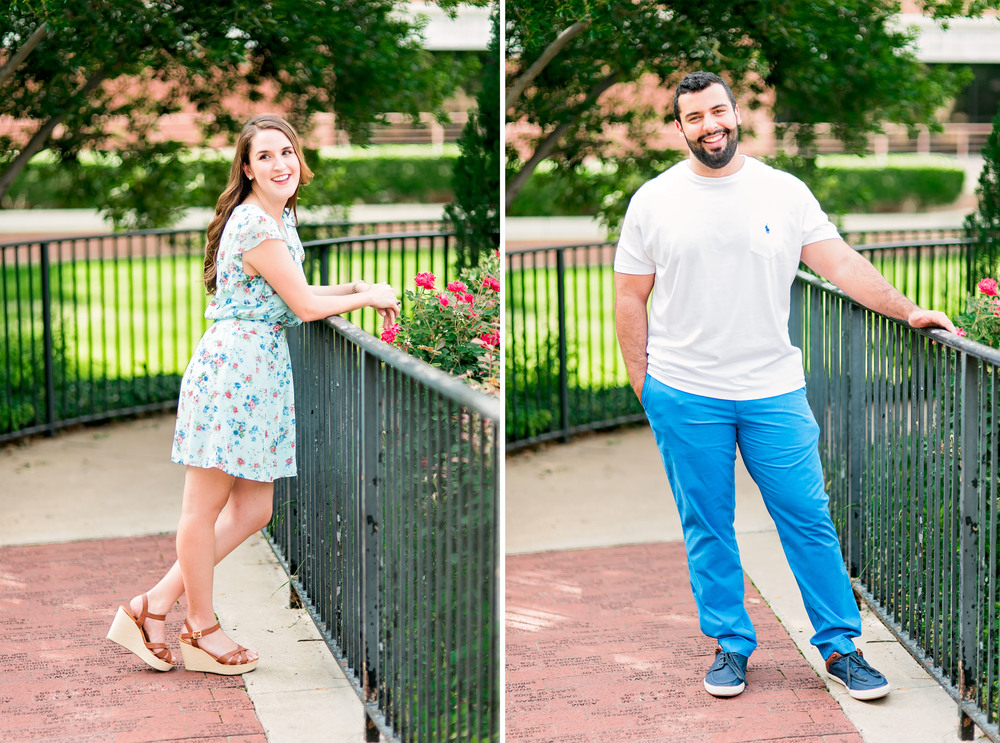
left=191, top=630, right=203, bottom=639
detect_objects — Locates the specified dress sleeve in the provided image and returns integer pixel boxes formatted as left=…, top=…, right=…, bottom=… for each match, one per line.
left=232, top=209, right=285, bottom=256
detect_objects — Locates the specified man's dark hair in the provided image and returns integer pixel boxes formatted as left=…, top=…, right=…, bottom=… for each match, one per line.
left=672, top=71, right=737, bottom=122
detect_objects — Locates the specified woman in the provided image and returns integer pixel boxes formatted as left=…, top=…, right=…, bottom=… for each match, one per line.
left=107, top=114, right=400, bottom=675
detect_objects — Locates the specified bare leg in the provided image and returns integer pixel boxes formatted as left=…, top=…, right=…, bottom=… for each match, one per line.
left=131, top=467, right=274, bottom=661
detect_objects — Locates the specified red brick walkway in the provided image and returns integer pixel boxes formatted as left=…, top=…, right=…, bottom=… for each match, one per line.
left=0, top=535, right=265, bottom=743
left=506, top=542, right=864, bottom=743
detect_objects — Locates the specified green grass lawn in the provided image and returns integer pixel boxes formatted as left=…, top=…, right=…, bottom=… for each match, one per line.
left=2, top=245, right=455, bottom=379
left=506, top=261, right=629, bottom=390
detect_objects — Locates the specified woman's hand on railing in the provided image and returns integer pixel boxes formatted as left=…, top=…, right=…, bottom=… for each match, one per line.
left=365, top=282, right=401, bottom=329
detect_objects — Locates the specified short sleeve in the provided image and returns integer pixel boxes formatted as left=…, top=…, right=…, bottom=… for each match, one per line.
left=233, top=210, right=284, bottom=256
left=797, top=181, right=841, bottom=246
left=614, top=189, right=656, bottom=275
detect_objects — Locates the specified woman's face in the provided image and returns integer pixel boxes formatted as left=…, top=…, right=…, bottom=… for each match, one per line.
left=242, top=128, right=301, bottom=203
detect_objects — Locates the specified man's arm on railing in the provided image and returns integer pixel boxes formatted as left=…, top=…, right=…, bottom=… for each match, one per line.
left=800, top=237, right=957, bottom=333
left=614, top=271, right=655, bottom=401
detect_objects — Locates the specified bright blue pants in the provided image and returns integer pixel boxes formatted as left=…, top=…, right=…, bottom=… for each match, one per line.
left=641, top=375, right=861, bottom=659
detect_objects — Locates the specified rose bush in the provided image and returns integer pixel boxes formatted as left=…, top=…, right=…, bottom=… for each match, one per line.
left=955, top=276, right=1000, bottom=348
left=384, top=249, right=500, bottom=396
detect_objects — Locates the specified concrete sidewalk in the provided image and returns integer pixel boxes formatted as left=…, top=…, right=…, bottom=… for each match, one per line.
left=0, top=414, right=368, bottom=742
left=505, top=425, right=986, bottom=742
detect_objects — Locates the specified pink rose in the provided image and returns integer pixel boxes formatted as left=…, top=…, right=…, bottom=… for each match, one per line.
left=380, top=323, right=400, bottom=343
left=414, top=272, right=436, bottom=290
left=479, top=331, right=500, bottom=347
left=436, top=293, right=450, bottom=307
left=447, top=280, right=468, bottom=294
left=956, top=328, right=967, bottom=337
left=458, top=293, right=474, bottom=304
left=482, top=276, right=500, bottom=292
left=978, top=277, right=999, bottom=296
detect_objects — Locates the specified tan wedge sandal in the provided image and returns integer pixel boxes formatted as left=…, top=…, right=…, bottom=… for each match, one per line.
left=106, top=594, right=176, bottom=672
left=179, top=620, right=258, bottom=675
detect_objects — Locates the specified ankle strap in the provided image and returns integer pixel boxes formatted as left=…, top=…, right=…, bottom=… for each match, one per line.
left=136, top=594, right=167, bottom=623
left=182, top=620, right=222, bottom=641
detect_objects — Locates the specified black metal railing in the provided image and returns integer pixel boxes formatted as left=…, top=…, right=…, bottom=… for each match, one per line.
left=505, top=241, right=643, bottom=451
left=843, top=227, right=970, bottom=246
left=504, top=230, right=984, bottom=450
left=791, top=272, right=1000, bottom=741
left=268, top=316, right=501, bottom=743
left=851, top=237, right=977, bottom=318
left=302, top=229, right=454, bottom=335
left=0, top=220, right=450, bottom=444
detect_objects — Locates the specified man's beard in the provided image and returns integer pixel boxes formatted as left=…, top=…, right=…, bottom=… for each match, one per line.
left=686, top=126, right=739, bottom=170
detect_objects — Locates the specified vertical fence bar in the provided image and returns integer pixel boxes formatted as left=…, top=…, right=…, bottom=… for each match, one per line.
left=958, top=354, right=983, bottom=740
left=39, top=241, right=56, bottom=435
left=845, top=301, right=864, bottom=577
left=361, top=347, right=382, bottom=742
left=556, top=249, right=569, bottom=443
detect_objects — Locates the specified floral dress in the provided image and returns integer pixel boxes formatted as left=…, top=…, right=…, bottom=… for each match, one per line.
left=171, top=204, right=305, bottom=482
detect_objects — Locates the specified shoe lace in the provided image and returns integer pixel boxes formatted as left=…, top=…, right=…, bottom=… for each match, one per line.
left=714, top=651, right=745, bottom=678
left=843, top=651, right=878, bottom=682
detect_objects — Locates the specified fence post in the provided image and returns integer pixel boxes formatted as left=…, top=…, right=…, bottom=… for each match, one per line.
left=556, top=249, right=569, bottom=443
left=39, top=241, right=56, bottom=436
left=318, top=244, right=331, bottom=285
left=957, top=353, right=982, bottom=740
left=360, top=347, right=382, bottom=742
left=845, top=301, right=864, bottom=577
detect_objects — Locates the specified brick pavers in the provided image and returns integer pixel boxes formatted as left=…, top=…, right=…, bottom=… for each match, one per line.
left=506, top=542, right=864, bottom=743
left=0, top=535, right=266, bottom=743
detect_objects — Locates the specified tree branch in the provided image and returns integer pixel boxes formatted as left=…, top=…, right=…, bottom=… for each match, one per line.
left=0, top=23, right=49, bottom=89
left=505, top=20, right=589, bottom=112
left=506, top=69, right=621, bottom=204
left=0, top=67, right=108, bottom=202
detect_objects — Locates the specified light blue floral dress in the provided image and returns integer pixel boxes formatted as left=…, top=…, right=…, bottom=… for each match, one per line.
left=171, top=204, right=304, bottom=482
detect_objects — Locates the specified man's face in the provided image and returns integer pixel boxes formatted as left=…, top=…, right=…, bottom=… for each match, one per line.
left=675, top=84, right=742, bottom=172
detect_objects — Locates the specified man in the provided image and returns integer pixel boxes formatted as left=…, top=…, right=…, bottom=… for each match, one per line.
left=613, top=70, right=956, bottom=700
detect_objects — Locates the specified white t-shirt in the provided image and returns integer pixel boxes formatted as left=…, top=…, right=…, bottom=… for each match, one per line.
left=614, top=156, right=840, bottom=400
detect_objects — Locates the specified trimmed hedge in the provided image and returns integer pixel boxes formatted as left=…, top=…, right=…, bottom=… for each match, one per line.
left=788, top=154, right=965, bottom=214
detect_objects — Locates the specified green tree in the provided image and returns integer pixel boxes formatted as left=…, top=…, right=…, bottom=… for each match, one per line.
left=445, top=2, right=500, bottom=269
left=0, top=0, right=478, bottom=225
left=505, top=0, right=996, bottom=207
left=965, top=101, right=1000, bottom=283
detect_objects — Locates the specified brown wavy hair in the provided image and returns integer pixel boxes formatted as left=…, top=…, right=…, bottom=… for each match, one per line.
left=203, top=114, right=314, bottom=294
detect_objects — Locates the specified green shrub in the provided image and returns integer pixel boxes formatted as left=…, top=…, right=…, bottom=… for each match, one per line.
left=508, top=153, right=966, bottom=231
left=445, top=5, right=501, bottom=270
left=965, top=101, right=1000, bottom=281
left=305, top=149, right=457, bottom=206
left=807, top=154, right=964, bottom=214
left=2, top=146, right=459, bottom=227
left=386, top=248, right=500, bottom=396
left=505, top=164, right=605, bottom=218
left=955, top=277, right=1000, bottom=348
